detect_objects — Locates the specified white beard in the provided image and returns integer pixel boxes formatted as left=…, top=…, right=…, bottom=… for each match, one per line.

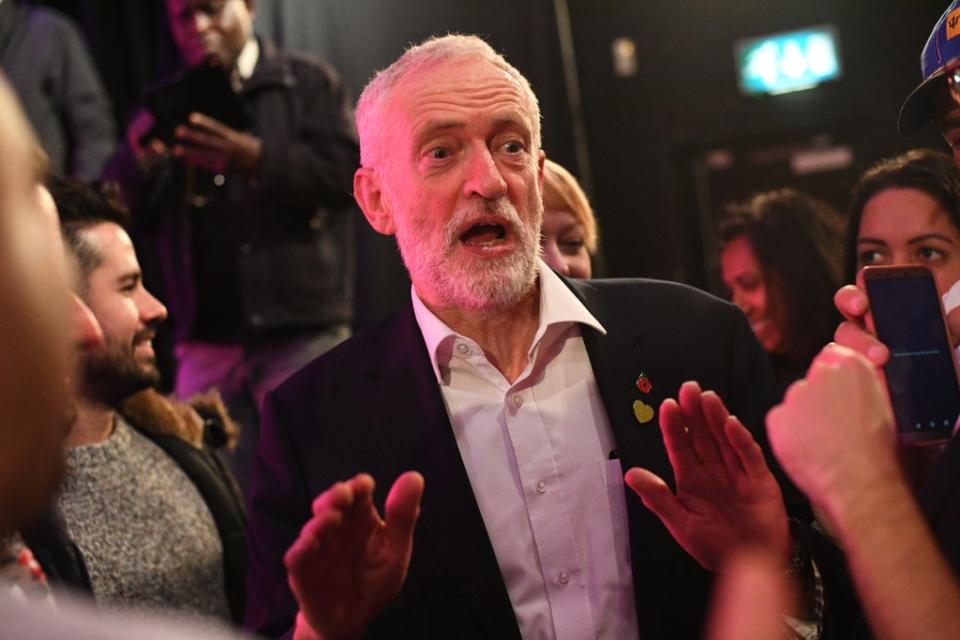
left=396, top=197, right=542, bottom=311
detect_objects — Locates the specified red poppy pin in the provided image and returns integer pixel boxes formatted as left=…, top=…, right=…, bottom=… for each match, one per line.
left=635, top=372, right=652, bottom=394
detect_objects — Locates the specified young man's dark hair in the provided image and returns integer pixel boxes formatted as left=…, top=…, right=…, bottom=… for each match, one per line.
left=47, top=176, right=130, bottom=285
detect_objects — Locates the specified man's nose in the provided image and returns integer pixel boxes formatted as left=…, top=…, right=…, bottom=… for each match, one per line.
left=72, top=295, right=103, bottom=352
left=463, top=147, right=507, bottom=200
left=139, top=289, right=169, bottom=324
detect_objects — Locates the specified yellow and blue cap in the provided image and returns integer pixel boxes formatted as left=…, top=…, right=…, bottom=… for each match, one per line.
left=899, top=1, right=960, bottom=135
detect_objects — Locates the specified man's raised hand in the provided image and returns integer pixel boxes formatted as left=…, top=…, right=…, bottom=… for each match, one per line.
left=286, top=472, right=425, bottom=640
left=625, top=382, right=790, bottom=570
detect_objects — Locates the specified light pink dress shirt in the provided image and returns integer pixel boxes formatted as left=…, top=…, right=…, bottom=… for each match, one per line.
left=411, top=260, right=640, bottom=640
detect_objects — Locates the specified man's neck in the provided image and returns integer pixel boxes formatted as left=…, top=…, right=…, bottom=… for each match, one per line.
left=68, top=398, right=116, bottom=447
left=424, top=286, right=541, bottom=384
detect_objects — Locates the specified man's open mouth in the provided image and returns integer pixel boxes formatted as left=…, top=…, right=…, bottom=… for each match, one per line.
left=461, top=222, right=508, bottom=247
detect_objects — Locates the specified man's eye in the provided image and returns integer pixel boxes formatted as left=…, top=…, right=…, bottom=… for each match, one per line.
left=502, top=141, right=524, bottom=154
left=428, top=148, right=449, bottom=160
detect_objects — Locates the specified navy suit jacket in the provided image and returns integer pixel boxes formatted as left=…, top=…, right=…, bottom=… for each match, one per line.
left=244, top=276, right=787, bottom=639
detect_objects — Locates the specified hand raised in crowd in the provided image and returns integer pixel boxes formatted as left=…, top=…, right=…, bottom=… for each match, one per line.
left=766, top=344, right=899, bottom=515
left=625, top=381, right=790, bottom=571
left=286, top=472, right=425, bottom=640
left=173, top=112, right=263, bottom=175
left=126, top=108, right=169, bottom=172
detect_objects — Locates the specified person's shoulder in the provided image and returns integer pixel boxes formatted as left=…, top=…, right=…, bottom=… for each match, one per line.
left=261, top=39, right=343, bottom=86
left=272, top=310, right=410, bottom=398
left=571, top=276, right=736, bottom=314
left=23, top=6, right=82, bottom=36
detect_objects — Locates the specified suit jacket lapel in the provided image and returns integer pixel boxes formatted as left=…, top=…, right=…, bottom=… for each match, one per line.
left=362, top=303, right=520, bottom=638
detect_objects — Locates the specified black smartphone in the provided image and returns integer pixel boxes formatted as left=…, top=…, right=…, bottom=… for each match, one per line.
left=864, top=265, right=960, bottom=445
left=140, top=56, right=249, bottom=146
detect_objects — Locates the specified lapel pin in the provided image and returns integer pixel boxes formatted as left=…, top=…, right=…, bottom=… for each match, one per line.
left=632, top=399, right=654, bottom=424
left=636, top=372, right=652, bottom=394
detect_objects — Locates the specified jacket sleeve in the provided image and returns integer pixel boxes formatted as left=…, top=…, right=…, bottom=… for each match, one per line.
left=255, top=59, right=359, bottom=212
left=53, top=15, right=117, bottom=181
left=243, top=390, right=310, bottom=638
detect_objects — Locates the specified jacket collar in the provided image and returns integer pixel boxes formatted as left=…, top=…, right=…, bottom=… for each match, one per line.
left=240, top=37, right=295, bottom=94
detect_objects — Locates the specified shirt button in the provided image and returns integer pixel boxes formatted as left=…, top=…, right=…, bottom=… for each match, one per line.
left=456, top=343, right=470, bottom=355
left=213, top=173, right=226, bottom=186
left=510, top=394, right=523, bottom=409
left=535, top=480, right=546, bottom=494
left=558, top=570, right=570, bottom=585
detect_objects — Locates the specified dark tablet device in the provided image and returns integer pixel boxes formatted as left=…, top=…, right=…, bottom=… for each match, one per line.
left=140, top=56, right=249, bottom=146
left=864, top=265, right=960, bottom=445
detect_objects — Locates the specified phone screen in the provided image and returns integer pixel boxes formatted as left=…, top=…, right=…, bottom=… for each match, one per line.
left=865, top=267, right=960, bottom=444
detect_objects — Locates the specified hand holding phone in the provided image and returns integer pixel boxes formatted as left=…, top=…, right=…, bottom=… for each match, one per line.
left=864, top=265, right=960, bottom=445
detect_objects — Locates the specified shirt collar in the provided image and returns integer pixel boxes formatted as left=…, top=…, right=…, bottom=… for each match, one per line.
left=411, top=258, right=607, bottom=384
left=232, top=37, right=259, bottom=89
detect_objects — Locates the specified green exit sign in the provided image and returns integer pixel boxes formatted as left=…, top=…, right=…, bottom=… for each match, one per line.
left=735, top=25, right=842, bottom=96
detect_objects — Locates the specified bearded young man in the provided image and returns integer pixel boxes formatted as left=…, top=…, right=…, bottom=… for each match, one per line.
left=245, top=35, right=833, bottom=640
left=21, top=178, right=248, bottom=624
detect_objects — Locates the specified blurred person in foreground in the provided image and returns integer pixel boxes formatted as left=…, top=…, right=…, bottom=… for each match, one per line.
left=24, top=177, right=247, bottom=624
left=104, top=0, right=360, bottom=492
left=768, top=345, right=960, bottom=640
left=245, top=33, right=838, bottom=640
left=540, top=158, right=598, bottom=278
left=718, top=189, right=844, bottom=393
left=0, top=72, right=244, bottom=640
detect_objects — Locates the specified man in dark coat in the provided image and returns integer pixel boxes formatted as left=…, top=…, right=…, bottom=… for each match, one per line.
left=104, top=0, right=359, bottom=491
left=245, top=34, right=822, bottom=640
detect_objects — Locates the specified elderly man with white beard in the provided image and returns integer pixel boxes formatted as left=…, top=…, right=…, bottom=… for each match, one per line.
left=244, top=34, right=820, bottom=640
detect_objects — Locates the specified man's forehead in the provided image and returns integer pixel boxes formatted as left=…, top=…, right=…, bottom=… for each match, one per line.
left=394, top=60, right=534, bottom=133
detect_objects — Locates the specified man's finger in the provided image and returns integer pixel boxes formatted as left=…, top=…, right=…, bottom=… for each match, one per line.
left=724, top=416, right=769, bottom=480
left=834, top=284, right=869, bottom=323
left=701, top=391, right=743, bottom=477
left=659, top=398, right=703, bottom=475
left=834, top=321, right=889, bottom=366
left=188, top=111, right=233, bottom=135
left=679, top=382, right=722, bottom=468
left=311, top=480, right=356, bottom=516
left=384, top=471, right=425, bottom=548
left=624, top=467, right=686, bottom=529
left=176, top=125, right=227, bottom=151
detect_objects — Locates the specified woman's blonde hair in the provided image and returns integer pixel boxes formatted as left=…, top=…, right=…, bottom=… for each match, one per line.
left=542, top=158, right=598, bottom=253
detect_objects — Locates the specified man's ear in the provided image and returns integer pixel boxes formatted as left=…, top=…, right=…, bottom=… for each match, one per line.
left=536, top=149, right=545, bottom=191
left=353, top=167, right=396, bottom=236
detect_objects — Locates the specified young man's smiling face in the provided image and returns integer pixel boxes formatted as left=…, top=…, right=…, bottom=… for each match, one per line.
left=76, top=222, right=168, bottom=407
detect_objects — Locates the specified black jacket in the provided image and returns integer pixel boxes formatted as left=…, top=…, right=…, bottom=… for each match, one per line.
left=105, top=39, right=359, bottom=343
left=24, top=417, right=248, bottom=624
left=244, top=275, right=847, bottom=639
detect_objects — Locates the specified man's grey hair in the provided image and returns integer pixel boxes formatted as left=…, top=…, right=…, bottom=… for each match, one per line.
left=355, top=34, right=542, bottom=170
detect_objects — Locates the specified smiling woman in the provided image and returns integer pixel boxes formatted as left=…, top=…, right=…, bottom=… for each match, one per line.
left=718, top=189, right=844, bottom=393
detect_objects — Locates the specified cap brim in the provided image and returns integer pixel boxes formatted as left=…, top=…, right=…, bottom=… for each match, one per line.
left=898, top=68, right=944, bottom=136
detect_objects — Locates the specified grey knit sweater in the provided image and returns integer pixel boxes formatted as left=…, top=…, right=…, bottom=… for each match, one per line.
left=58, top=416, right=231, bottom=621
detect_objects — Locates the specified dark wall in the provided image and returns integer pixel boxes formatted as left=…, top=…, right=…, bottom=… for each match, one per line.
left=566, top=0, right=949, bottom=286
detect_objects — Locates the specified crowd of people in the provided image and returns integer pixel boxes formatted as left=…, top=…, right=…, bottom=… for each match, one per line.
left=4, top=0, right=960, bottom=639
